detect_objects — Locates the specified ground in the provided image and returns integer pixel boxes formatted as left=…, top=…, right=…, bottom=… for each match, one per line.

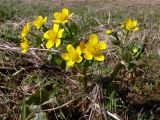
left=0, top=0, right=160, bottom=120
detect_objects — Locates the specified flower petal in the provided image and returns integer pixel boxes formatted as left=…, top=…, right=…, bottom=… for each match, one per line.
left=54, top=12, right=61, bottom=20
left=21, top=48, right=28, bottom=53
left=62, top=8, right=69, bottom=16
left=133, top=20, right=137, bottom=26
left=68, top=13, right=74, bottom=18
left=44, top=16, right=47, bottom=22
left=53, top=24, right=59, bottom=33
left=44, top=30, right=49, bottom=39
left=52, top=20, right=61, bottom=24
left=55, top=39, right=61, bottom=47
left=67, top=60, right=75, bottom=67
left=84, top=52, right=93, bottom=60
left=67, top=44, right=75, bottom=53
left=133, top=27, right=139, bottom=31
left=62, top=53, right=70, bottom=60
left=99, top=41, right=107, bottom=50
left=46, top=40, right=54, bottom=48
left=20, top=42, right=29, bottom=49
left=94, top=54, right=105, bottom=61
left=76, top=46, right=81, bottom=55
left=89, top=34, right=98, bottom=45
left=58, top=29, right=64, bottom=38
left=76, top=56, right=82, bottom=63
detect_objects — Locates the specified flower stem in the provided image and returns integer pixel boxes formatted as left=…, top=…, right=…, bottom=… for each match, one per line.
left=42, top=25, right=49, bottom=32
left=29, top=32, right=39, bottom=38
left=108, top=62, right=124, bottom=85
left=81, top=67, right=88, bottom=93
left=65, top=23, right=73, bottom=37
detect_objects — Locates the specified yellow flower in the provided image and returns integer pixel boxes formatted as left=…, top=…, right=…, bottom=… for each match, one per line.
left=33, top=16, right=47, bottom=29
left=122, top=18, right=139, bottom=31
left=53, top=8, right=74, bottom=24
left=62, top=44, right=82, bottom=67
left=43, top=24, right=64, bottom=48
left=83, top=34, right=107, bottom=61
left=20, top=22, right=30, bottom=38
left=132, top=48, right=138, bottom=54
left=106, top=29, right=114, bottom=35
left=20, top=37, right=29, bottom=53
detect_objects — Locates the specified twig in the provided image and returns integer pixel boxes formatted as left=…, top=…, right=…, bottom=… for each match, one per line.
left=0, top=45, right=60, bottom=53
left=39, top=97, right=79, bottom=112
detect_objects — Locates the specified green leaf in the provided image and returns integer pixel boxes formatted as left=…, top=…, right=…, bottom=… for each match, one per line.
left=26, top=89, right=51, bottom=105
left=50, top=54, right=63, bottom=65
left=35, top=36, right=43, bottom=47
left=111, top=38, right=121, bottom=46
left=69, top=23, right=78, bottom=35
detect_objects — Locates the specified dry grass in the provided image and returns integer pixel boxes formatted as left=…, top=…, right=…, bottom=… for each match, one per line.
left=0, top=0, right=160, bottom=120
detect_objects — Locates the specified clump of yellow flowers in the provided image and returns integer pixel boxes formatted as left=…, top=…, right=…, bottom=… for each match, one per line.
left=20, top=8, right=107, bottom=68
left=19, top=8, right=142, bottom=73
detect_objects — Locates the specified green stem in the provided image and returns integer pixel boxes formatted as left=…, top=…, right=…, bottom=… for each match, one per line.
left=81, top=67, right=88, bottom=93
left=29, top=32, right=39, bottom=38
left=123, top=30, right=129, bottom=43
left=108, top=62, right=124, bottom=84
left=42, top=25, right=49, bottom=32
left=65, top=23, right=74, bottom=39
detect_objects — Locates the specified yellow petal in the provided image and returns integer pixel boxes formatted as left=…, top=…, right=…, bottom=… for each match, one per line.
left=38, top=16, right=43, bottom=20
left=52, top=20, right=61, bottom=24
left=133, top=27, right=139, bottom=31
left=76, top=56, right=82, bottom=63
left=67, top=60, right=75, bottom=67
left=20, top=37, right=29, bottom=48
left=132, top=48, right=138, bottom=54
left=133, top=20, right=137, bottom=26
left=46, top=40, right=54, bottom=48
left=89, top=34, right=98, bottom=45
left=53, top=24, right=59, bottom=33
left=62, top=53, right=70, bottom=60
left=99, top=41, right=107, bottom=50
left=58, top=29, right=64, bottom=38
left=62, top=20, right=68, bottom=24
left=76, top=46, right=81, bottom=55
left=54, top=12, right=61, bottom=20
left=106, top=29, right=114, bottom=35
left=79, top=41, right=86, bottom=52
left=68, top=13, right=74, bottom=18
left=126, top=18, right=132, bottom=23
left=62, top=8, right=69, bottom=16
left=44, top=30, right=49, bottom=39
left=84, top=52, right=93, bottom=60
left=67, top=44, right=75, bottom=53
left=94, top=54, right=105, bottom=61
left=21, top=22, right=30, bottom=37
left=55, top=39, right=61, bottom=47
left=44, top=16, right=47, bottom=22
left=20, top=42, right=29, bottom=49
left=21, top=48, right=28, bottom=53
